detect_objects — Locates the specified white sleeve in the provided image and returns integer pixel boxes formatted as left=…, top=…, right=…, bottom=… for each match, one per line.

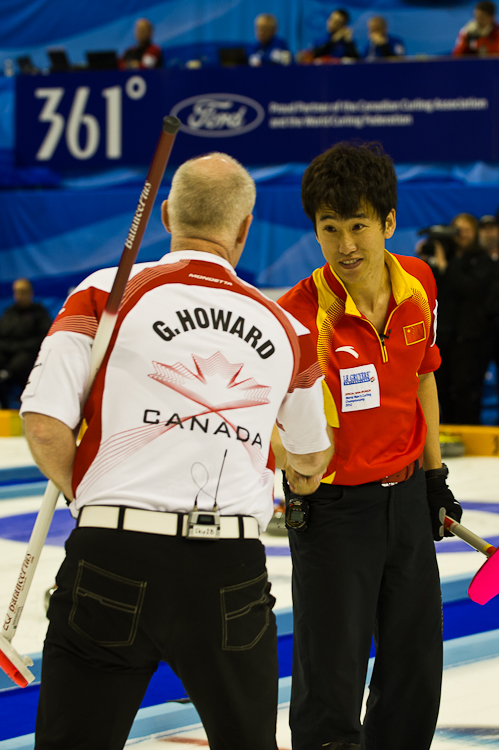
left=277, top=379, right=330, bottom=455
left=20, top=331, right=92, bottom=430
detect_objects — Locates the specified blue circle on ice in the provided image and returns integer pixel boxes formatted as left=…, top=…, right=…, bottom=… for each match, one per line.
left=0, top=509, right=75, bottom=546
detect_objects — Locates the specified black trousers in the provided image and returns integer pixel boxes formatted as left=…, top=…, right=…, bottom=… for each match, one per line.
left=288, top=468, right=442, bottom=750
left=35, top=525, right=279, bottom=750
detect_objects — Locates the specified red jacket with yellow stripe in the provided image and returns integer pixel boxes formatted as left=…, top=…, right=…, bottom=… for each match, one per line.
left=278, top=251, right=441, bottom=485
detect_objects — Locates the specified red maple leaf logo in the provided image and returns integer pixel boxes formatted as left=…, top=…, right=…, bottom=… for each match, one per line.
left=148, top=351, right=271, bottom=411
left=77, top=353, right=271, bottom=497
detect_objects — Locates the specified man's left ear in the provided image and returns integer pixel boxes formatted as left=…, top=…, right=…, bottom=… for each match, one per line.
left=161, top=200, right=171, bottom=233
left=384, top=209, right=396, bottom=240
left=237, top=214, right=253, bottom=245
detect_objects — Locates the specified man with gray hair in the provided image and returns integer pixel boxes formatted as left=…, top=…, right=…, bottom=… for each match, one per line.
left=247, top=13, right=291, bottom=66
left=21, top=153, right=332, bottom=750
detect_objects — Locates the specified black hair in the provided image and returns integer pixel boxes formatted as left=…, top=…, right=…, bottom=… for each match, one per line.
left=301, top=141, right=397, bottom=230
left=476, top=1, right=495, bottom=16
left=335, top=8, right=350, bottom=24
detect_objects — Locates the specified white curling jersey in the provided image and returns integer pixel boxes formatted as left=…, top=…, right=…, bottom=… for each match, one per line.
left=21, top=251, right=330, bottom=531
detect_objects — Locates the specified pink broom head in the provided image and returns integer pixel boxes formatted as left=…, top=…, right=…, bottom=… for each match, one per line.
left=468, top=547, right=499, bottom=605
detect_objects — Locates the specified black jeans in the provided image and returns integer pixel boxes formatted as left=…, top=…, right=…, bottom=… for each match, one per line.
left=288, top=469, right=442, bottom=750
left=35, top=525, right=278, bottom=750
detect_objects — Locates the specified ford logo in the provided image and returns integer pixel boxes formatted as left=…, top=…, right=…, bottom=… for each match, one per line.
left=170, top=93, right=265, bottom=138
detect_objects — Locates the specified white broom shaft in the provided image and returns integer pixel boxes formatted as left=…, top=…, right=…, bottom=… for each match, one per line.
left=1, top=311, right=118, bottom=642
left=2, top=482, right=60, bottom=641
left=444, top=515, right=497, bottom=557
left=1, top=116, right=180, bottom=646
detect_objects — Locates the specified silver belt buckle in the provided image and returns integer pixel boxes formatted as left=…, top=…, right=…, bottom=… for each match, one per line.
left=381, top=479, right=398, bottom=488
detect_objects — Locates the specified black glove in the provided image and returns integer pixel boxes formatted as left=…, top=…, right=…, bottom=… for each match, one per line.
left=425, top=463, right=462, bottom=541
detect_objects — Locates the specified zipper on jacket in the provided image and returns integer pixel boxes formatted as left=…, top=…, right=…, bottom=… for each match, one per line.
left=380, top=330, right=390, bottom=361
left=363, top=303, right=400, bottom=363
left=361, top=318, right=389, bottom=363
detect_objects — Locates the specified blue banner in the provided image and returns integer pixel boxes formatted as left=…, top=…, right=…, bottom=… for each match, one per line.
left=15, top=58, right=499, bottom=168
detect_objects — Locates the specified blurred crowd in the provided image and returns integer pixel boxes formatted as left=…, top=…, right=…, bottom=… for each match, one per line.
left=120, top=2, right=499, bottom=70
left=416, top=211, right=499, bottom=425
left=12, top=2, right=498, bottom=75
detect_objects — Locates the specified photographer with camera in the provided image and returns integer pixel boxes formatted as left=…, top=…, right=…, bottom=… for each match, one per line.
left=417, top=212, right=494, bottom=424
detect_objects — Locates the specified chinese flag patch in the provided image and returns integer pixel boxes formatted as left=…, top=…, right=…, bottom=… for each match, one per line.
left=403, top=321, right=426, bottom=346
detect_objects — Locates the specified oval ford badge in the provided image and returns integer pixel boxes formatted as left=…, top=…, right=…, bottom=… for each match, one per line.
left=170, top=93, right=265, bottom=137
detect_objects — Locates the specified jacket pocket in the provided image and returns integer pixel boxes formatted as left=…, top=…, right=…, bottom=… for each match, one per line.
left=69, top=560, right=146, bottom=647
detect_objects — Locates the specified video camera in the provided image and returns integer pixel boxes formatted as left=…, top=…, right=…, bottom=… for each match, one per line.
left=417, top=224, right=459, bottom=258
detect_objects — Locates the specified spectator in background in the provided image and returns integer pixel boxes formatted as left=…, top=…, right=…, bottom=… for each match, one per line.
left=248, top=13, right=291, bottom=66
left=452, top=1, right=499, bottom=56
left=421, top=213, right=494, bottom=424
left=297, top=8, right=359, bottom=63
left=484, top=215, right=499, bottom=421
left=479, top=214, right=499, bottom=259
left=120, top=18, right=163, bottom=69
left=0, top=278, right=52, bottom=409
left=363, top=16, right=405, bottom=60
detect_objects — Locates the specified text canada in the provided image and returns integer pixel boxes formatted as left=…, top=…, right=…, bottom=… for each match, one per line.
left=143, top=411, right=263, bottom=447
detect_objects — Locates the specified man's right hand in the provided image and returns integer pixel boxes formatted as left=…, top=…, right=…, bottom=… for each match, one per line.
left=425, top=464, right=462, bottom=540
left=284, top=463, right=323, bottom=495
left=369, top=32, right=387, bottom=45
left=270, top=424, right=333, bottom=495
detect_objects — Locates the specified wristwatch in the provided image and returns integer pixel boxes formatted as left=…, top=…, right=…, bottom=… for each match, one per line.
left=425, top=463, right=449, bottom=480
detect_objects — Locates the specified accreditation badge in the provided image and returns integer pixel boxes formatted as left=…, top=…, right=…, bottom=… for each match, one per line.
left=340, top=363, right=380, bottom=413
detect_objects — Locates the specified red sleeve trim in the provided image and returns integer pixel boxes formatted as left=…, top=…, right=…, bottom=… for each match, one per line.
left=119, top=261, right=189, bottom=309
left=288, top=361, right=323, bottom=393
left=47, top=286, right=108, bottom=339
left=48, top=315, right=98, bottom=338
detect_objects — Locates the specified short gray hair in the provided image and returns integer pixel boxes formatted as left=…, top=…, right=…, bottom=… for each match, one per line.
left=168, top=153, right=256, bottom=237
left=256, top=13, right=278, bottom=28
